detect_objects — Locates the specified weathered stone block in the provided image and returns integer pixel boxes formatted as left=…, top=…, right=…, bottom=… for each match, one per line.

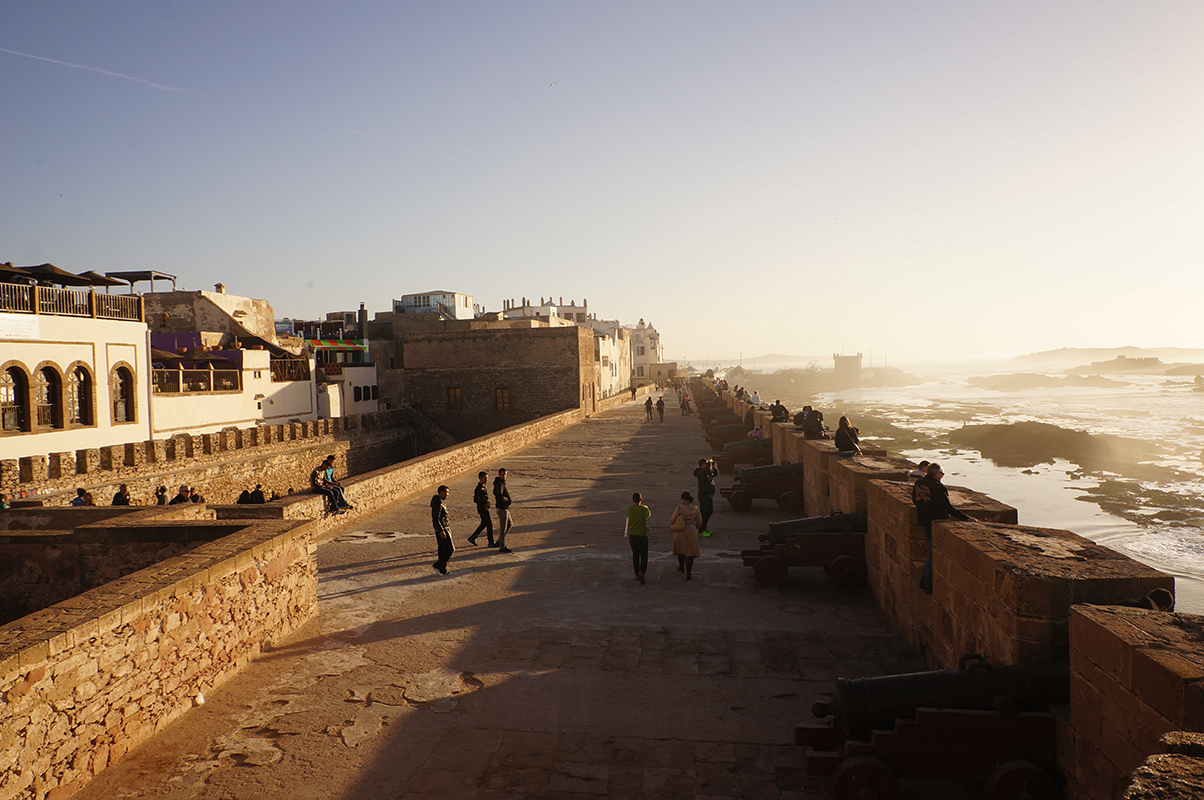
left=19, top=455, right=48, bottom=482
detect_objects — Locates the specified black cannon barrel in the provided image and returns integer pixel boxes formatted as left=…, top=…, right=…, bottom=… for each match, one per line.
left=737, top=463, right=803, bottom=483
left=815, top=657, right=1070, bottom=738
left=724, top=438, right=774, bottom=453
left=761, top=511, right=865, bottom=543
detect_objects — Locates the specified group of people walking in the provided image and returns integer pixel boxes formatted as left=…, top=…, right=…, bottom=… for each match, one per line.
left=430, top=467, right=515, bottom=575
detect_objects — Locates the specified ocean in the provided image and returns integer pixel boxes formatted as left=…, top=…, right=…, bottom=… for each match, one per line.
left=760, top=359, right=1204, bottom=612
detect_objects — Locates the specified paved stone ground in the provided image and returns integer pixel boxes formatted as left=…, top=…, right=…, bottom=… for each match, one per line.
left=71, top=393, right=933, bottom=800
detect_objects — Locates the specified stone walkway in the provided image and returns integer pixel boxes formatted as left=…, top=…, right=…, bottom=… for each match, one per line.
left=71, top=393, right=927, bottom=800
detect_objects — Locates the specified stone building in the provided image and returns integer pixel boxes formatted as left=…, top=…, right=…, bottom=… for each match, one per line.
left=402, top=325, right=598, bottom=440
left=627, top=319, right=664, bottom=383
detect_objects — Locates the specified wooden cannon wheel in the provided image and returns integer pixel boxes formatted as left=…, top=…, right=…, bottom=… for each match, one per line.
left=984, top=760, right=1060, bottom=800
left=776, top=490, right=802, bottom=513
left=717, top=456, right=735, bottom=474
left=827, top=555, right=867, bottom=589
left=753, top=457, right=771, bottom=467
left=829, top=755, right=901, bottom=800
left=727, top=489, right=753, bottom=512
left=753, top=555, right=789, bottom=588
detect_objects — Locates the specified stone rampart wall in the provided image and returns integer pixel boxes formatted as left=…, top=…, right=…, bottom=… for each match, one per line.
left=714, top=386, right=1199, bottom=798
left=0, top=515, right=316, bottom=800
left=1, top=410, right=421, bottom=508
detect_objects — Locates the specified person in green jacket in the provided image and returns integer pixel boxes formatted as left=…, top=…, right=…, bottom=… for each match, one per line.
left=626, top=492, right=652, bottom=585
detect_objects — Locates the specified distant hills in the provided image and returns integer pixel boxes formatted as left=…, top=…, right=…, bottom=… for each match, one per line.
left=1012, top=347, right=1204, bottom=364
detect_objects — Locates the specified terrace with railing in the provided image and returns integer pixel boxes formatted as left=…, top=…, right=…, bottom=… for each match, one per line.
left=0, top=284, right=143, bottom=322
left=152, top=368, right=243, bottom=394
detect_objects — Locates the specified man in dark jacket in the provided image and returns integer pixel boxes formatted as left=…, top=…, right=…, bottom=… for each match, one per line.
left=431, top=485, right=454, bottom=575
left=493, top=468, right=513, bottom=553
left=912, top=462, right=970, bottom=593
left=693, top=458, right=719, bottom=537
left=467, top=471, right=494, bottom=547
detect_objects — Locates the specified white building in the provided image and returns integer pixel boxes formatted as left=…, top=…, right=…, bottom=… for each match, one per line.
left=588, top=319, right=632, bottom=398
left=394, top=291, right=479, bottom=320
left=1, top=282, right=151, bottom=461
left=627, top=319, right=665, bottom=383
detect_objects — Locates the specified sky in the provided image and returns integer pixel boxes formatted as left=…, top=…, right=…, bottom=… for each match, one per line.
left=3, top=2, right=1203, bottom=365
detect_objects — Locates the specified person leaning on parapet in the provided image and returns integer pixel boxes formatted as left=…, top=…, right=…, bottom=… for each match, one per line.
left=802, top=409, right=828, bottom=440
left=112, top=483, right=132, bottom=506
left=908, top=460, right=930, bottom=481
left=656, top=396, right=666, bottom=422
left=793, top=405, right=812, bottom=426
left=154, top=485, right=168, bottom=505
left=493, top=468, right=513, bottom=553
left=912, top=463, right=970, bottom=594
left=644, top=396, right=654, bottom=421
left=430, top=485, right=454, bottom=575
left=467, top=471, right=494, bottom=547
left=626, top=492, right=652, bottom=584
left=694, top=457, right=718, bottom=537
left=1114, top=588, right=1175, bottom=612
left=834, top=416, right=861, bottom=455
left=168, top=485, right=192, bottom=505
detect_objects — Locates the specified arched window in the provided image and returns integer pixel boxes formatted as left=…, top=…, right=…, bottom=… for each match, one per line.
left=34, top=367, right=62, bottom=428
left=111, top=366, right=135, bottom=423
left=1, top=368, right=29, bottom=432
left=66, top=366, right=92, bottom=426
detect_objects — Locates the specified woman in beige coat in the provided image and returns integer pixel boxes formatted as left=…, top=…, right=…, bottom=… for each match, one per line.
left=670, top=491, right=704, bottom=580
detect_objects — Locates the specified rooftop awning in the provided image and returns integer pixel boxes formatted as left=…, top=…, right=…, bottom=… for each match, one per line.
left=20, top=263, right=94, bottom=286
left=307, top=339, right=368, bottom=350
left=105, top=270, right=178, bottom=293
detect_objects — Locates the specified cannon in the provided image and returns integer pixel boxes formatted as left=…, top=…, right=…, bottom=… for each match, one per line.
left=707, top=423, right=752, bottom=451
left=797, top=655, right=1069, bottom=800
left=716, top=438, right=774, bottom=473
left=742, top=510, right=867, bottom=588
left=720, top=461, right=804, bottom=512
left=698, top=404, right=731, bottom=423
left=760, top=510, right=865, bottom=545
left=701, top=413, right=741, bottom=433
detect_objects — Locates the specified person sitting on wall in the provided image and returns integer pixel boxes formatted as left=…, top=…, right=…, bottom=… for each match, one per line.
left=112, top=484, right=132, bottom=505
left=71, top=488, right=88, bottom=506
left=236, top=489, right=252, bottom=504
left=912, top=462, right=971, bottom=594
left=318, top=454, right=354, bottom=513
left=770, top=401, right=790, bottom=424
left=249, top=484, right=266, bottom=504
left=750, top=390, right=762, bottom=405
left=802, top=409, right=828, bottom=439
left=793, top=405, right=812, bottom=426
left=747, top=425, right=765, bottom=439
left=168, top=485, right=192, bottom=505
left=155, top=485, right=168, bottom=505
left=834, top=416, right=861, bottom=454
left=1114, top=588, right=1175, bottom=612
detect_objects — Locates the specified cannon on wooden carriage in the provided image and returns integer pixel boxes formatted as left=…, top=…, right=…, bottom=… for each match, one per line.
left=715, top=438, right=774, bottom=473
left=698, top=404, right=731, bottom=423
left=797, top=655, right=1069, bottom=800
left=701, top=413, right=741, bottom=433
left=719, top=462, right=804, bottom=512
left=742, top=510, right=867, bottom=587
left=707, top=423, right=752, bottom=451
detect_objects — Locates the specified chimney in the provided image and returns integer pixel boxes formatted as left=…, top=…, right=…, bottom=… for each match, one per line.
left=214, top=283, right=226, bottom=293
left=358, top=302, right=367, bottom=330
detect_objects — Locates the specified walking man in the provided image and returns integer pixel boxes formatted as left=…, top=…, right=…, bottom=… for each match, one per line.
left=431, top=485, right=454, bottom=575
left=626, top=492, right=652, bottom=584
left=912, top=462, right=970, bottom=593
left=694, top=457, right=718, bottom=537
left=467, top=471, right=494, bottom=546
left=656, top=396, right=666, bottom=422
left=644, top=396, right=653, bottom=421
left=493, top=468, right=513, bottom=553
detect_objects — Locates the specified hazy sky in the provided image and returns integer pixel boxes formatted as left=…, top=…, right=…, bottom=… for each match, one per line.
left=3, top=2, right=1202, bottom=364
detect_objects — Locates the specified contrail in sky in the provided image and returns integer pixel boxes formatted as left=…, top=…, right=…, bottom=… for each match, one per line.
left=335, top=126, right=524, bottom=168
left=0, top=47, right=185, bottom=92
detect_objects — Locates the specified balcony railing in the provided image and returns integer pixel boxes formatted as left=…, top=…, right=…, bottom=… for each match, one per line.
left=271, top=358, right=311, bottom=383
left=153, top=369, right=242, bottom=394
left=0, top=284, right=143, bottom=322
